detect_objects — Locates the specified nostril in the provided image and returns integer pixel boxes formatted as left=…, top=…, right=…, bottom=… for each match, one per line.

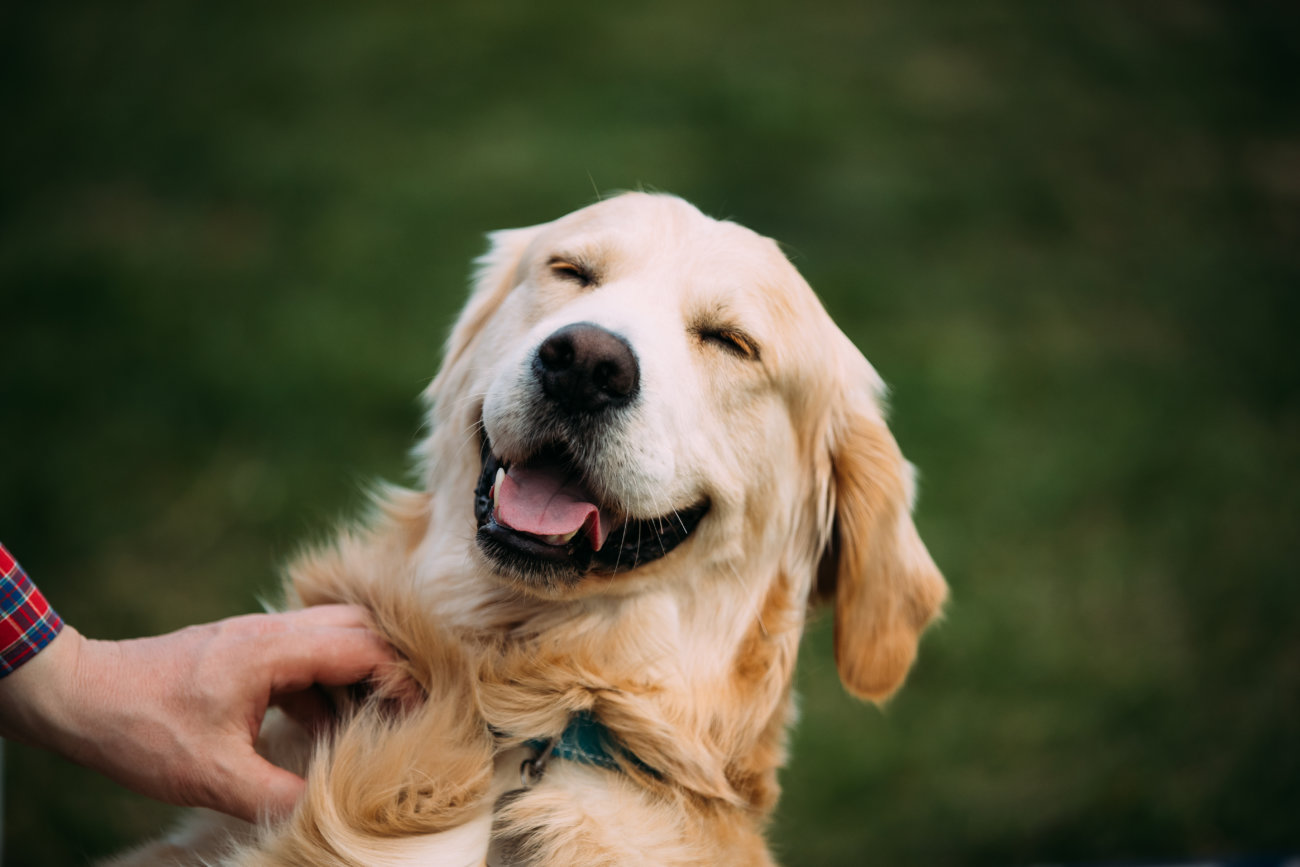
left=537, top=333, right=575, bottom=371
left=592, top=359, right=633, bottom=398
left=592, top=361, right=615, bottom=390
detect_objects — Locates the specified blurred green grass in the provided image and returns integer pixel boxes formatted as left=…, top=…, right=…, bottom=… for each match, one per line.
left=2, top=2, right=1297, bottom=864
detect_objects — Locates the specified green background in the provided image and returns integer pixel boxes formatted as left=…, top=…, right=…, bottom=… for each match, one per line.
left=3, top=2, right=1297, bottom=864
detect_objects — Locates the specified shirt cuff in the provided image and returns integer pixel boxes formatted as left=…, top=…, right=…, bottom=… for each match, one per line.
left=0, top=543, right=66, bottom=677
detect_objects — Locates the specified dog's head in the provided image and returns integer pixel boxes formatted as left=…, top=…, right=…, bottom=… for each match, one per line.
left=424, top=193, right=945, bottom=701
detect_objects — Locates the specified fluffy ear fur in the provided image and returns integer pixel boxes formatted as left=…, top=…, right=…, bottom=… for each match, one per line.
left=820, top=360, right=947, bottom=702
left=424, top=224, right=545, bottom=414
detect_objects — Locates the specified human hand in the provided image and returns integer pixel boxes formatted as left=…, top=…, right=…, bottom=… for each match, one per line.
left=0, top=605, right=402, bottom=823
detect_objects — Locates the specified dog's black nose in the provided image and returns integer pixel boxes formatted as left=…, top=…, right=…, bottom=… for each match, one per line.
left=534, top=322, right=640, bottom=414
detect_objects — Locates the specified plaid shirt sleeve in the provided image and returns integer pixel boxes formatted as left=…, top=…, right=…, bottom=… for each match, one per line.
left=0, top=543, right=65, bottom=677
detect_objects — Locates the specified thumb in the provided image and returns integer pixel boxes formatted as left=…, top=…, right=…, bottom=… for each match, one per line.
left=218, top=753, right=307, bottom=824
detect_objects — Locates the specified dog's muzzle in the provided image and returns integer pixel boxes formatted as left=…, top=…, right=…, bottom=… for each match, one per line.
left=473, top=322, right=706, bottom=586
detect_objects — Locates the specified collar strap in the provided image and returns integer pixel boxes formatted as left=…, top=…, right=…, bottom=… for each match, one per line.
left=523, top=710, right=661, bottom=780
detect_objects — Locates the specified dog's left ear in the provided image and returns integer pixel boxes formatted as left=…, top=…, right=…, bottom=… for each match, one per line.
left=818, top=361, right=947, bottom=703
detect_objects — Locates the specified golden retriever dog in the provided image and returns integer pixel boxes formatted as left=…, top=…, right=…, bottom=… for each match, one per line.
left=111, top=192, right=946, bottom=866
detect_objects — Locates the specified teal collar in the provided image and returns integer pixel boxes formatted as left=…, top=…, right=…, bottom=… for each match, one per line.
left=522, top=711, right=660, bottom=783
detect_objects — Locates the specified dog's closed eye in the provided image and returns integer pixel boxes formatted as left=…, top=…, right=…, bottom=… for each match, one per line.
left=695, top=325, right=761, bottom=361
left=548, top=256, right=598, bottom=289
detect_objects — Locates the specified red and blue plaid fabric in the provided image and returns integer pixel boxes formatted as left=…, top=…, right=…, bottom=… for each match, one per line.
left=0, top=543, right=64, bottom=677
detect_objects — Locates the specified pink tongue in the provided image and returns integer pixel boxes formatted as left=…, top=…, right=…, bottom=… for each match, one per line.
left=495, top=465, right=612, bottom=551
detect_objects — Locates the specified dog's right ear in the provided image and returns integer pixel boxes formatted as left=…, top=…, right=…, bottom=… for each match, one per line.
left=432, top=227, right=541, bottom=389
left=425, top=225, right=544, bottom=416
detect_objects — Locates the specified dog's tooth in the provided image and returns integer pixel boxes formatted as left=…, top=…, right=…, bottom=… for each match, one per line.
left=539, top=530, right=578, bottom=546
left=492, top=467, right=505, bottom=518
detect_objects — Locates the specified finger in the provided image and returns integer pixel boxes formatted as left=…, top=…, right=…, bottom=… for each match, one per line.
left=278, top=604, right=377, bottom=631
left=260, top=625, right=402, bottom=694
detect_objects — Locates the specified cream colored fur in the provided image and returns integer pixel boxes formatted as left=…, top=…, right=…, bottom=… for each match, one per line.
left=109, top=193, right=946, bottom=866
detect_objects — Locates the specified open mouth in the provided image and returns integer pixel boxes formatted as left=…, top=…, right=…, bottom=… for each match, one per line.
left=474, top=436, right=708, bottom=585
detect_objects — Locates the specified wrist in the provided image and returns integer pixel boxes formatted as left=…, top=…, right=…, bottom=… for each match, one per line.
left=0, top=625, right=89, bottom=751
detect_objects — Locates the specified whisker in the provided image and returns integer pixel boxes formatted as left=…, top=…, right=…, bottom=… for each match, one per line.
left=443, top=417, right=487, bottom=470
left=612, top=520, right=630, bottom=576
left=446, top=390, right=490, bottom=413
left=457, top=417, right=486, bottom=452
left=672, top=506, right=689, bottom=536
